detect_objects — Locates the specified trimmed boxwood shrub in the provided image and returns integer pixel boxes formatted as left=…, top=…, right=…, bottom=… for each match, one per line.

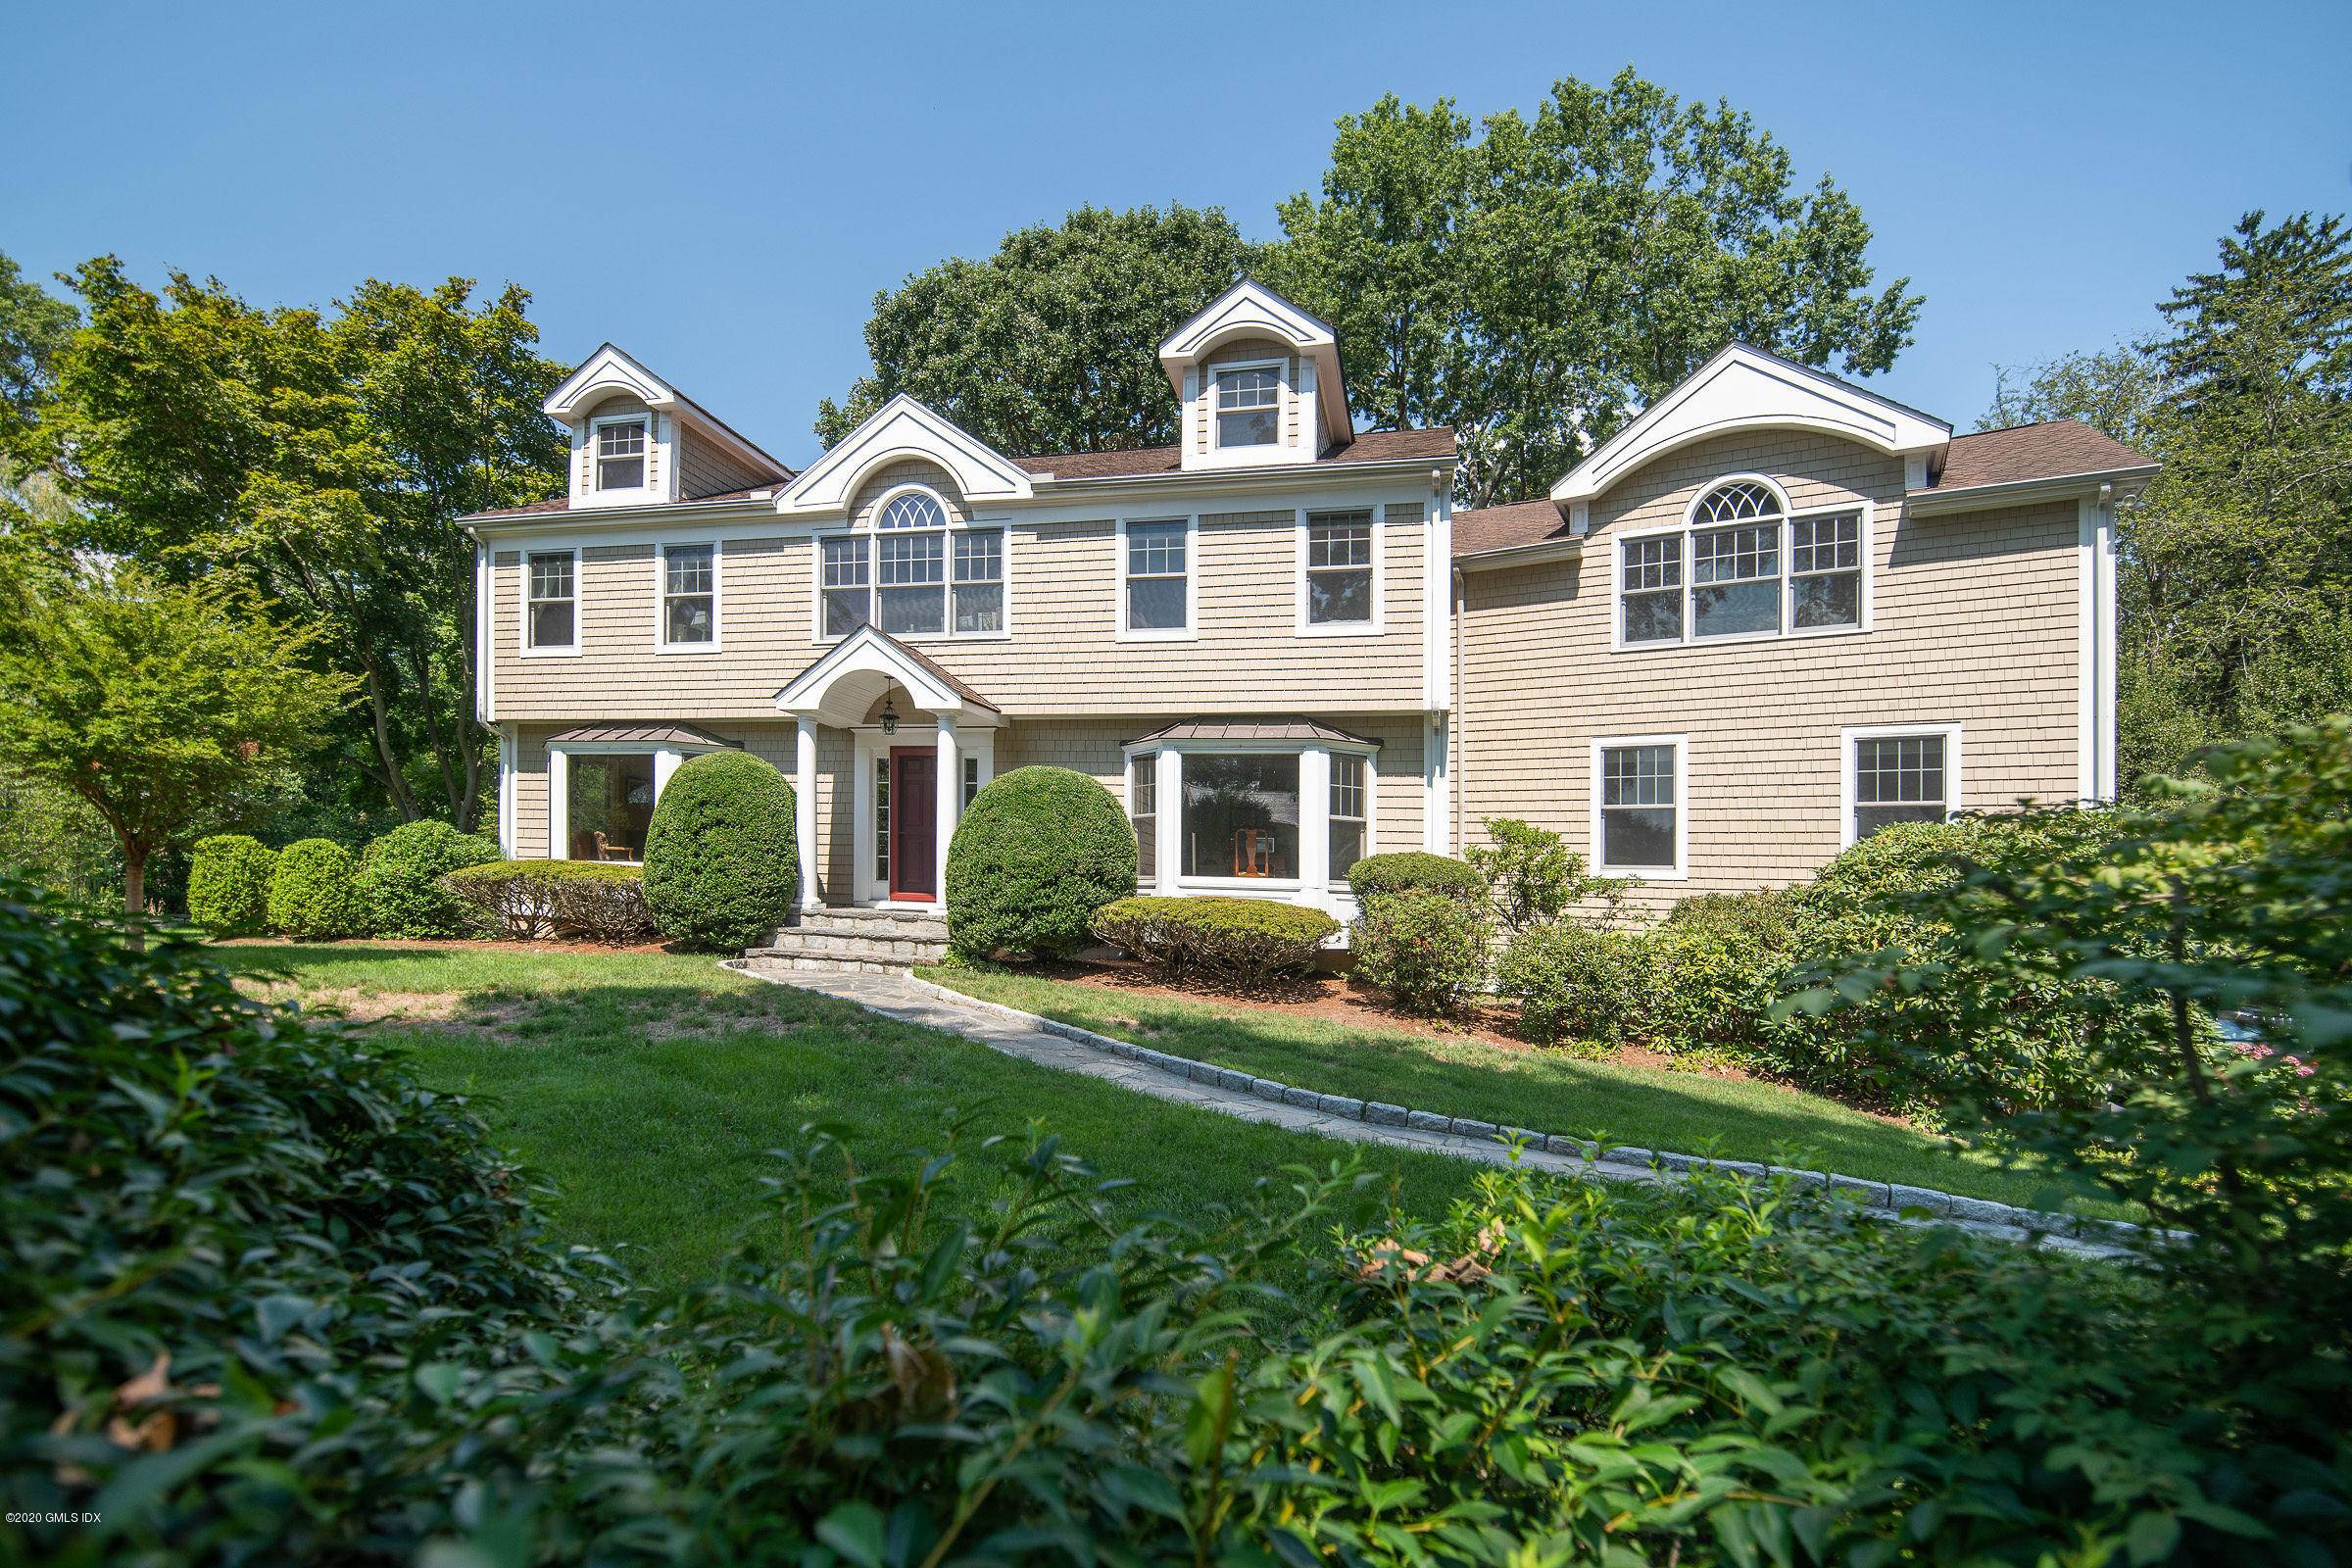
left=355, top=819, right=499, bottom=938
left=1347, top=850, right=1483, bottom=906
left=266, top=837, right=364, bottom=939
left=642, top=751, right=800, bottom=951
left=1092, top=895, right=1338, bottom=988
left=1351, top=886, right=1494, bottom=1015
left=946, top=766, right=1135, bottom=960
left=185, top=833, right=275, bottom=935
left=444, top=859, right=656, bottom=944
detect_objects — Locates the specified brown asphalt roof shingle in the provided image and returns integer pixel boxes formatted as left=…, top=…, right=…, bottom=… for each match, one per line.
left=1451, top=499, right=1572, bottom=558
left=1926, top=420, right=2156, bottom=492
left=1014, top=426, right=1455, bottom=479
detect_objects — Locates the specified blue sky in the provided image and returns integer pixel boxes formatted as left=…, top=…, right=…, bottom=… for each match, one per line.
left=10, top=1, right=2348, bottom=471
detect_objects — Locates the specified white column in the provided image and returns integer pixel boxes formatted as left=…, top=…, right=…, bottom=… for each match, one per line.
left=795, top=717, right=819, bottom=910
left=546, top=748, right=569, bottom=859
left=1299, top=747, right=1332, bottom=906
left=933, top=714, right=959, bottom=906
left=1154, top=750, right=1182, bottom=892
left=652, top=747, right=683, bottom=802
left=1423, top=715, right=1449, bottom=853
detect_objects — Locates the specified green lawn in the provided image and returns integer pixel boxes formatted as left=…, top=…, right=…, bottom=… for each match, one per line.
left=925, top=964, right=2122, bottom=1216
left=215, top=944, right=1494, bottom=1294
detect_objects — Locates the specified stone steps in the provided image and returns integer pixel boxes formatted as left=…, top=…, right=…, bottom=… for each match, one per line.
left=744, top=905, right=950, bottom=971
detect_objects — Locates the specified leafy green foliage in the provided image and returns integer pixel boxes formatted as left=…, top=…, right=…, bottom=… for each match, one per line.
left=1494, top=918, right=1654, bottom=1051
left=1351, top=887, right=1493, bottom=1016
left=1346, top=850, right=1484, bottom=905
left=352, top=818, right=496, bottom=938
left=816, top=205, right=1258, bottom=455
left=945, top=765, right=1136, bottom=960
left=184, top=833, right=276, bottom=935
left=265, top=836, right=364, bottom=939
left=443, top=858, right=655, bottom=944
left=0, top=249, right=76, bottom=459
left=1264, top=71, right=1920, bottom=508
left=1465, top=815, right=1621, bottom=931
left=641, top=751, right=800, bottom=951
left=0, top=557, right=351, bottom=919
left=1090, top=895, right=1338, bottom=988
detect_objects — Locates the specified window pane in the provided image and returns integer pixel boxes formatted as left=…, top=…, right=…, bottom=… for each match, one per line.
left=1307, top=516, right=1371, bottom=567
left=1127, top=522, right=1185, bottom=577
left=952, top=529, right=1002, bottom=583
left=878, top=585, right=945, bottom=635
left=1130, top=755, right=1156, bottom=879
left=1181, top=754, right=1299, bottom=879
left=1216, top=368, right=1279, bottom=409
left=567, top=753, right=656, bottom=861
left=952, top=581, right=1003, bottom=634
left=597, top=456, right=644, bottom=490
left=879, top=492, right=946, bottom=530
left=1621, top=536, right=1682, bottom=593
left=528, top=554, right=572, bottom=600
left=820, top=537, right=869, bottom=638
left=1855, top=804, right=1946, bottom=839
left=1307, top=568, right=1372, bottom=624
left=820, top=537, right=868, bottom=587
left=1693, top=580, right=1780, bottom=637
left=1218, top=407, right=1278, bottom=446
left=1601, top=807, right=1676, bottom=869
left=1128, top=574, right=1186, bottom=631
left=1791, top=571, right=1860, bottom=629
left=1329, top=820, right=1365, bottom=879
left=1855, top=736, right=1944, bottom=805
left=1692, top=523, right=1778, bottom=584
left=1215, top=368, right=1279, bottom=446
left=530, top=600, right=573, bottom=649
left=664, top=545, right=712, bottom=596
left=1693, top=480, right=1780, bottom=525
left=822, top=589, right=870, bottom=638
left=963, top=756, right=980, bottom=809
left=1602, top=745, right=1675, bottom=808
left=877, top=532, right=944, bottom=585
left=1791, top=514, right=1860, bottom=573
left=1330, top=755, right=1365, bottom=819
left=1622, top=589, right=1682, bottom=643
left=597, top=420, right=645, bottom=457
left=664, top=594, right=713, bottom=644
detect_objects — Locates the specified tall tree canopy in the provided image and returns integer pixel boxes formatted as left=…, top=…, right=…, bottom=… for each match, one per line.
left=0, top=250, right=77, bottom=461
left=815, top=204, right=1258, bottom=455
left=1264, top=71, right=1923, bottom=507
left=42, top=260, right=566, bottom=829
left=1985, top=211, right=2352, bottom=781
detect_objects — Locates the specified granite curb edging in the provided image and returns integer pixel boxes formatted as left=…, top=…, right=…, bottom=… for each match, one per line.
left=898, top=974, right=2145, bottom=1248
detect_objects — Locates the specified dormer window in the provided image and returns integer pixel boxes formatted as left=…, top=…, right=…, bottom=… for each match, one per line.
left=1214, top=368, right=1280, bottom=447
left=595, top=418, right=647, bottom=490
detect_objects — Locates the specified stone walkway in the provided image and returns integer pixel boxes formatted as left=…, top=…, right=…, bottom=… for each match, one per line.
left=732, top=962, right=2135, bottom=1259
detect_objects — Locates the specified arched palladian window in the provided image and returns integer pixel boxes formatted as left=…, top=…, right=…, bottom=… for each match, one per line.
left=819, top=484, right=1005, bottom=639
left=1618, top=475, right=1865, bottom=647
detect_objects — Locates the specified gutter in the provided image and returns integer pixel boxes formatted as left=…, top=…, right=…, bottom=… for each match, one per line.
left=1905, top=465, right=2159, bottom=517
left=1027, top=453, right=1455, bottom=497
left=1450, top=535, right=1585, bottom=571
left=462, top=494, right=787, bottom=540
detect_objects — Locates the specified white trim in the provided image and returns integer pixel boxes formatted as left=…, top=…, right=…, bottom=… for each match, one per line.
left=1155, top=279, right=1352, bottom=449
left=1423, top=478, right=1451, bottom=710
left=1839, top=723, right=1965, bottom=849
left=547, top=735, right=731, bottom=865
left=496, top=727, right=516, bottom=858
left=1421, top=712, right=1447, bottom=854
left=1115, top=514, right=1200, bottom=641
left=796, top=718, right=819, bottom=909
left=1590, top=733, right=1689, bottom=880
left=654, top=539, right=722, bottom=654
left=519, top=546, right=581, bottom=658
left=1608, top=479, right=1874, bottom=654
left=773, top=621, right=1000, bottom=729
left=2077, top=494, right=2120, bottom=802
left=1293, top=503, right=1386, bottom=636
left=585, top=410, right=658, bottom=508
left=473, top=543, right=494, bottom=722
left=805, top=495, right=1014, bottom=648
left=774, top=393, right=1036, bottom=515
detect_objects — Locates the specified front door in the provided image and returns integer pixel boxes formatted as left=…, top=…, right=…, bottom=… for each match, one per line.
left=889, top=747, right=938, bottom=900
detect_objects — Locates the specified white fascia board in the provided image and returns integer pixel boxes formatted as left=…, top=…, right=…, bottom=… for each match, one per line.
left=544, top=343, right=677, bottom=420
left=1155, top=279, right=1351, bottom=441
left=1451, top=536, right=1586, bottom=571
left=1905, top=466, right=2161, bottom=517
left=1551, top=344, right=1953, bottom=503
left=772, top=624, right=966, bottom=721
left=774, top=394, right=1035, bottom=514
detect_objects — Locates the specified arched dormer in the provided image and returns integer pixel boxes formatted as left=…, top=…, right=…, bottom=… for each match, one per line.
left=773, top=393, right=1036, bottom=517
left=542, top=343, right=790, bottom=509
left=1156, top=279, right=1351, bottom=472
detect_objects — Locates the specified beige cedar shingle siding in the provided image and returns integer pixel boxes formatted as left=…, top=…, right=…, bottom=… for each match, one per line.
left=486, top=491, right=1433, bottom=720
left=1457, top=429, right=2082, bottom=908
left=677, top=429, right=774, bottom=500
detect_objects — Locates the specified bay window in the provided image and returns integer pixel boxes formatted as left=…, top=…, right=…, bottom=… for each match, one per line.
left=1128, top=753, right=1157, bottom=880
left=1619, top=477, right=1866, bottom=647
left=566, top=753, right=657, bottom=861
left=1126, top=735, right=1378, bottom=905
left=1182, top=754, right=1299, bottom=879
left=1328, top=753, right=1367, bottom=877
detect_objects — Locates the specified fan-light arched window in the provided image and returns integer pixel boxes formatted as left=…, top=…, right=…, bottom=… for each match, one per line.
left=818, top=485, right=1005, bottom=640
left=1619, top=475, right=1866, bottom=646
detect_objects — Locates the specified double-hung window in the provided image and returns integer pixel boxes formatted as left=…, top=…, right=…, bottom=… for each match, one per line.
left=1304, top=511, right=1374, bottom=627
left=1328, top=754, right=1367, bottom=877
left=1128, top=754, right=1157, bottom=880
left=819, top=488, right=1004, bottom=639
left=525, top=551, right=576, bottom=652
left=595, top=418, right=646, bottom=491
left=1124, top=520, right=1189, bottom=634
left=1619, top=478, right=1864, bottom=647
left=660, top=543, right=715, bottom=647
left=1850, top=731, right=1952, bottom=841
left=1594, top=739, right=1682, bottom=875
left=1214, top=367, right=1280, bottom=447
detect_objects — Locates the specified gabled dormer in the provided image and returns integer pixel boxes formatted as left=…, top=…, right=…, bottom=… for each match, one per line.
left=1157, top=279, right=1352, bottom=472
left=543, top=343, right=791, bottom=510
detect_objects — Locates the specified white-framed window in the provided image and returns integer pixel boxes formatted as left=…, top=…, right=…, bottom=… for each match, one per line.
left=546, top=739, right=727, bottom=863
left=1841, top=723, right=1962, bottom=846
left=874, top=755, right=890, bottom=886
left=1329, top=752, right=1367, bottom=878
left=658, top=541, right=717, bottom=650
left=1591, top=735, right=1686, bottom=878
left=1213, top=365, right=1281, bottom=448
left=1118, top=517, right=1194, bottom=638
left=1617, top=475, right=1868, bottom=649
left=593, top=416, right=648, bottom=492
left=1128, top=752, right=1157, bottom=881
left=1302, top=510, right=1376, bottom=630
left=523, top=549, right=578, bottom=654
left=1181, top=752, right=1301, bottom=881
left=962, top=755, right=981, bottom=809
left=817, top=486, right=1005, bottom=641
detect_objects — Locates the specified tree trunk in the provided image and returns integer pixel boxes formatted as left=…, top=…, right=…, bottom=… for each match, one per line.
left=363, top=661, right=421, bottom=820
left=122, top=841, right=147, bottom=953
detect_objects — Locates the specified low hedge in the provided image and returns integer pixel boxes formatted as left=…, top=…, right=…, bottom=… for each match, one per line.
left=443, top=860, right=656, bottom=944
left=1346, top=851, right=1483, bottom=905
left=1352, top=887, right=1494, bottom=1015
left=186, top=833, right=275, bottom=935
left=947, top=766, right=1135, bottom=960
left=355, top=819, right=499, bottom=938
left=642, top=752, right=800, bottom=951
left=1495, top=920, right=1658, bottom=1049
left=1091, top=895, right=1338, bottom=988
left=266, top=837, right=364, bottom=939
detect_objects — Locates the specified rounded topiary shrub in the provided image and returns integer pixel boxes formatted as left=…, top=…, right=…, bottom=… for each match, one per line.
left=266, top=838, right=365, bottom=939
left=1347, top=851, right=1484, bottom=906
left=186, top=834, right=276, bottom=936
left=641, top=751, right=800, bottom=951
left=355, top=819, right=499, bottom=939
left=946, top=765, right=1136, bottom=961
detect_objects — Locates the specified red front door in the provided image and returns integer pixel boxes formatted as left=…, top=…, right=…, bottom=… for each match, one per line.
left=889, top=748, right=938, bottom=900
